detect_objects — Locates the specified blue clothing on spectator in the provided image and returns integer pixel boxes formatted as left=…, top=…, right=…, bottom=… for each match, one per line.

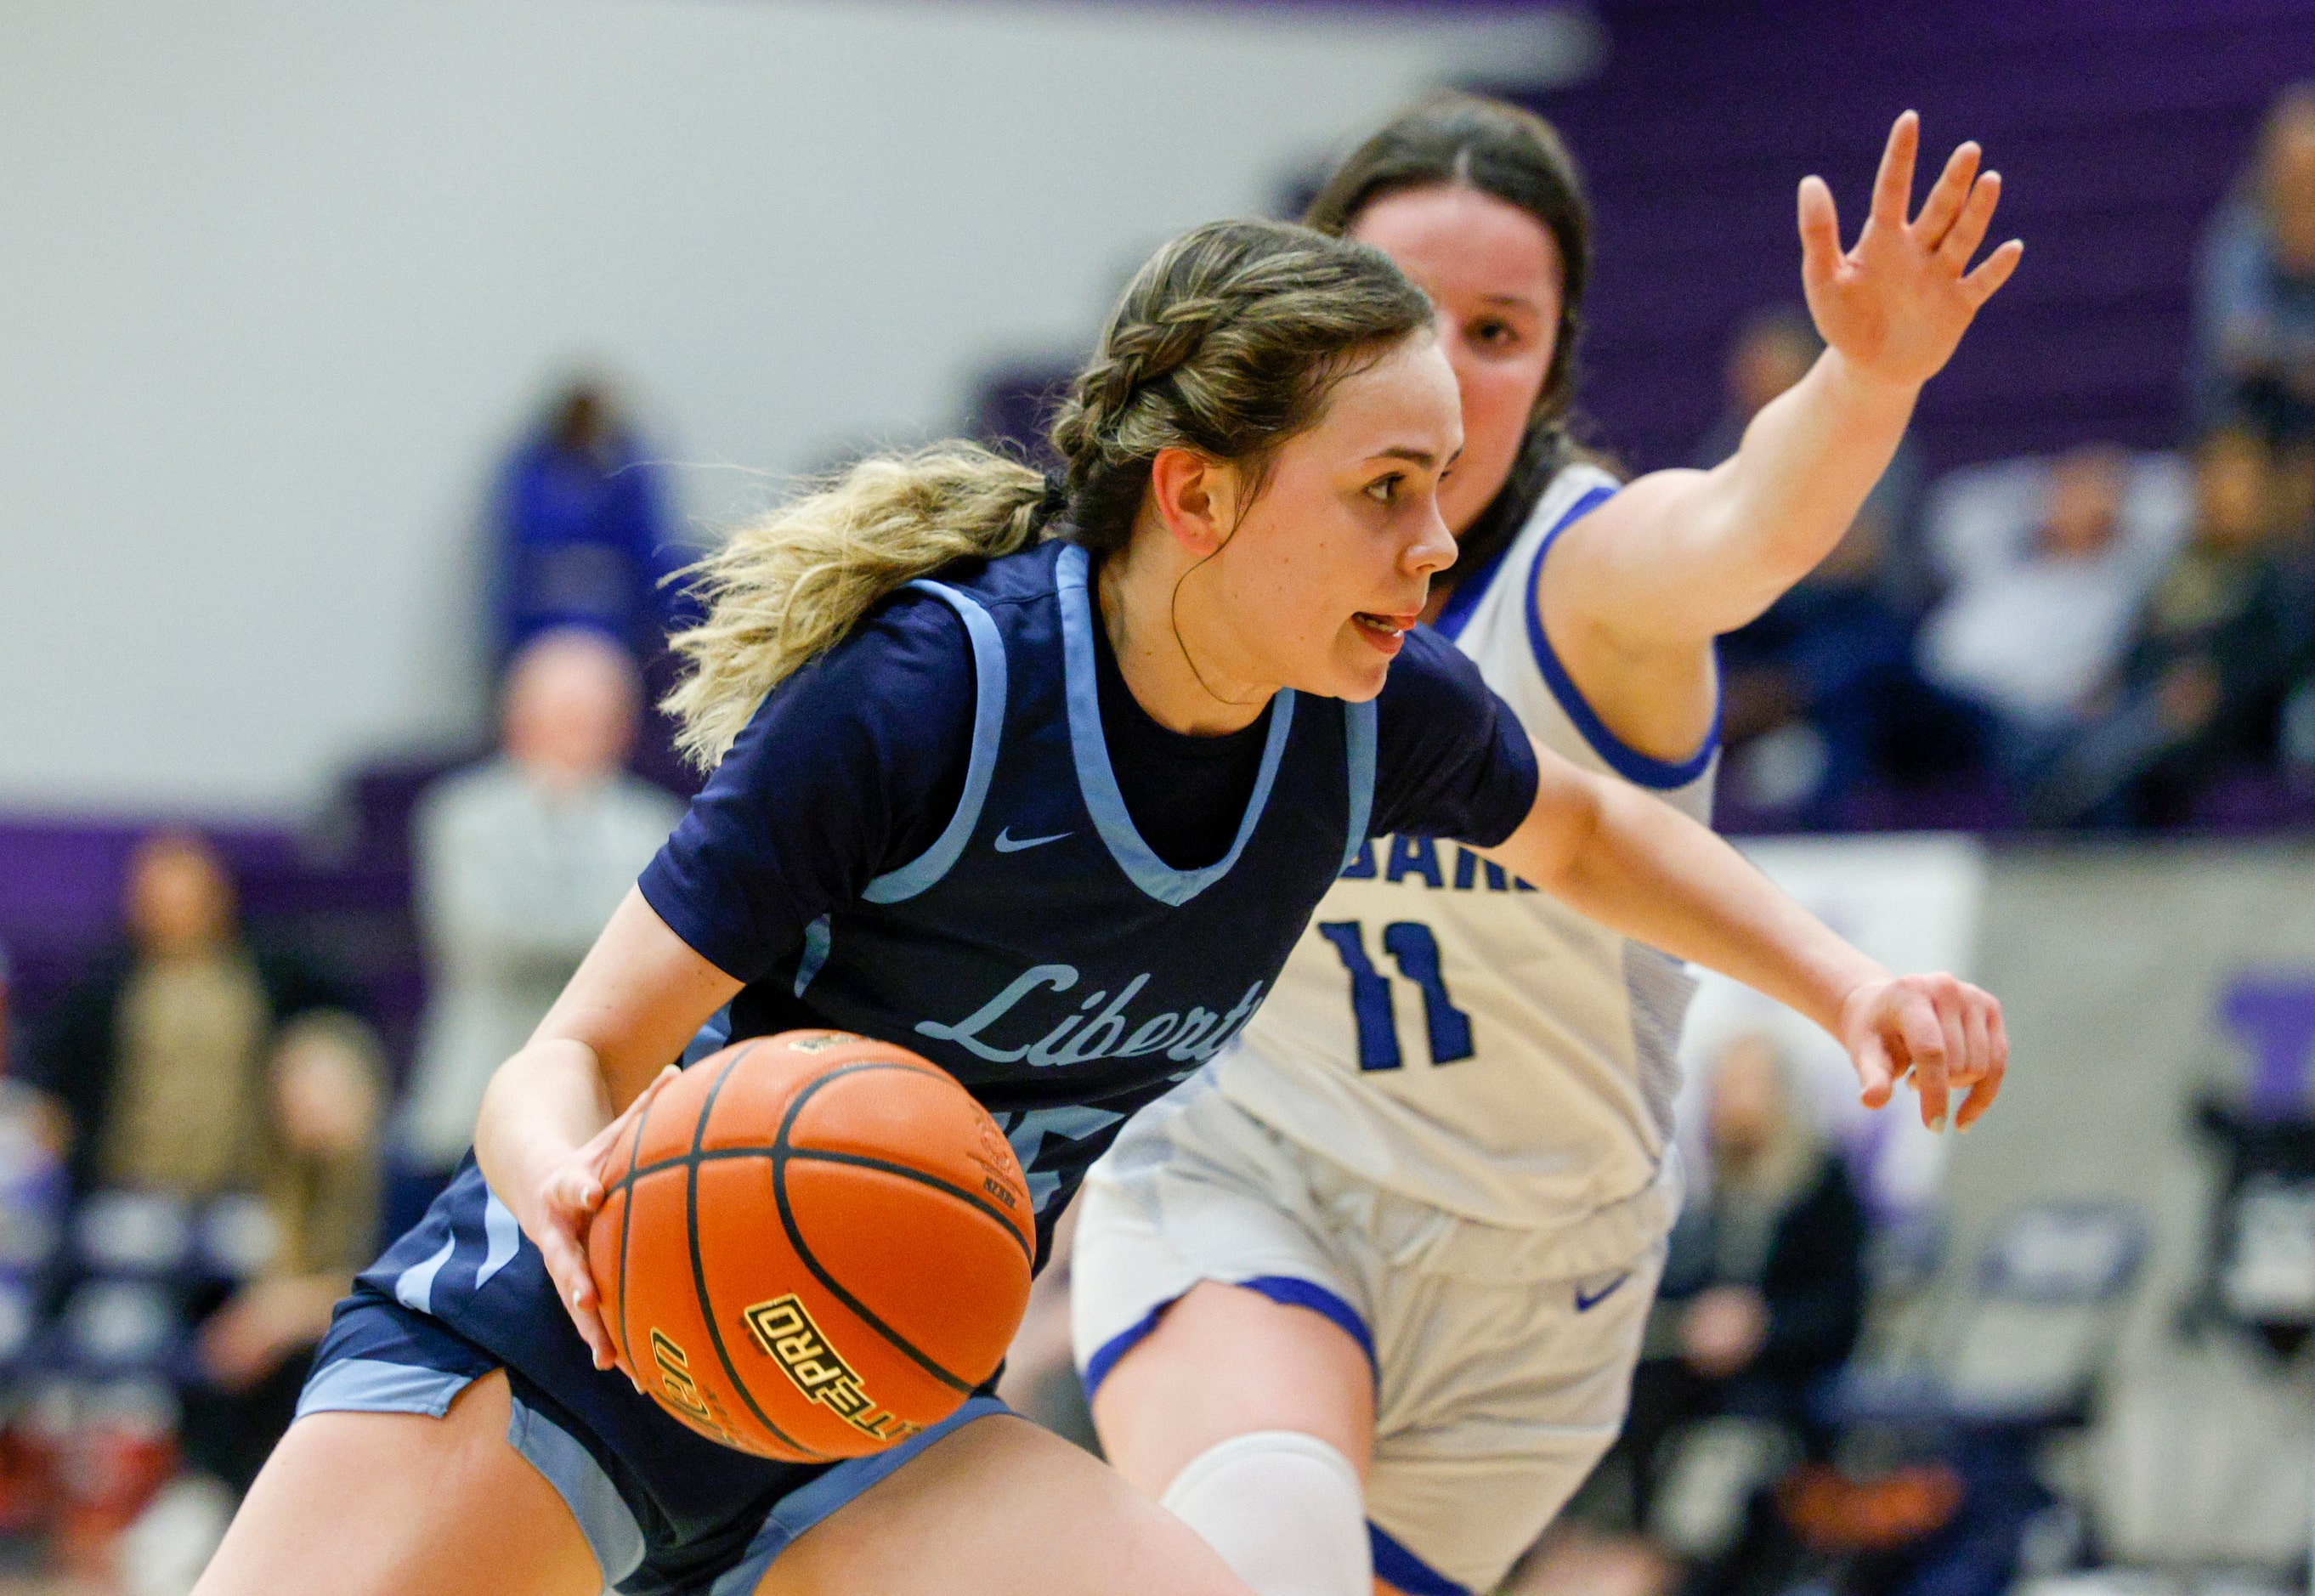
left=495, top=429, right=685, bottom=666
left=1719, top=578, right=1917, bottom=814
left=2193, top=201, right=2315, bottom=443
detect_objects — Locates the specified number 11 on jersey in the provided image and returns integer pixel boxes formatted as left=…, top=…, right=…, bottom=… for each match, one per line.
left=1315, top=920, right=1474, bottom=1071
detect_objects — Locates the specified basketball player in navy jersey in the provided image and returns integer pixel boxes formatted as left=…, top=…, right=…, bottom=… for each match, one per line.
left=193, top=218, right=2000, bottom=1596
left=1073, top=106, right=2020, bottom=1596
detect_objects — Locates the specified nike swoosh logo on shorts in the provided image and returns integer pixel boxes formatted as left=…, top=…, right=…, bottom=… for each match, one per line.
left=1574, top=1274, right=1633, bottom=1313
left=993, top=827, right=1073, bottom=853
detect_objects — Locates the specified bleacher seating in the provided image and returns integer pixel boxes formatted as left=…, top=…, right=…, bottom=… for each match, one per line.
left=1510, top=0, right=2315, bottom=475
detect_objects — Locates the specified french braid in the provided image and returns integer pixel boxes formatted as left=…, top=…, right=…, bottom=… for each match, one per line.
left=1050, top=219, right=1432, bottom=557
left=665, top=218, right=1429, bottom=769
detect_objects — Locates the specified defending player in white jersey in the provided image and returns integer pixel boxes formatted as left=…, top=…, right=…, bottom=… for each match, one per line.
left=1072, top=99, right=2021, bottom=1596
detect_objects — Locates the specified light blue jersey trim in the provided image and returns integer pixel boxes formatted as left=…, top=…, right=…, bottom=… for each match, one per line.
left=1341, top=700, right=1377, bottom=874
left=392, top=1235, right=456, bottom=1316
left=863, top=580, right=1008, bottom=903
left=682, top=1004, right=733, bottom=1067
left=1055, top=544, right=1294, bottom=907
left=1525, top=485, right=1720, bottom=790
left=294, top=1356, right=473, bottom=1420
left=1005, top=1104, right=1127, bottom=1214
left=793, top=914, right=833, bottom=997
left=709, top=1397, right=1010, bottom=1594
left=476, top=1191, right=522, bottom=1292
left=507, top=1392, right=648, bottom=1587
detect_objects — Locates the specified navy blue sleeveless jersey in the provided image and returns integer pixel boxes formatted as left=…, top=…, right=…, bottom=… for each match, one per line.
left=641, top=540, right=1537, bottom=1251
left=315, top=538, right=1537, bottom=1593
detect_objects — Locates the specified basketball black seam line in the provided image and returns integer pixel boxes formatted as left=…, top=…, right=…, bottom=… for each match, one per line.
left=605, top=1061, right=965, bottom=1198
left=773, top=1063, right=976, bottom=1395
left=778, top=1149, right=1034, bottom=1269
left=614, top=1146, right=1032, bottom=1268
left=611, top=1067, right=658, bottom=1392
left=684, top=1044, right=831, bottom=1460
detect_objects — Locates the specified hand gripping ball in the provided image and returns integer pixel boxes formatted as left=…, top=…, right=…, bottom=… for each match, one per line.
left=586, top=1032, right=1034, bottom=1460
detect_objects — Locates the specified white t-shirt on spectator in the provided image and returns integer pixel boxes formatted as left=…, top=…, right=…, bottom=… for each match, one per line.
left=1916, top=452, right=2191, bottom=726
left=396, top=758, right=683, bottom=1169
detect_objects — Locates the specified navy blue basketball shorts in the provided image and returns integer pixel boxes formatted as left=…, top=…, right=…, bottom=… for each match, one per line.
left=297, top=1161, right=1007, bottom=1596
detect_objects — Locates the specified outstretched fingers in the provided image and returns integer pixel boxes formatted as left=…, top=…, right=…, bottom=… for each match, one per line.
left=1962, top=237, right=2026, bottom=308
left=1911, top=139, right=1983, bottom=247
left=1955, top=1000, right=1995, bottom=1129
left=1936, top=168, right=2003, bottom=269
left=1797, top=174, right=1843, bottom=296
left=1868, top=110, right=1922, bottom=230
left=1854, top=1030, right=1899, bottom=1110
left=1849, top=975, right=2011, bottom=1135
left=1894, top=986, right=1950, bottom=1132
left=1955, top=989, right=2011, bottom=1130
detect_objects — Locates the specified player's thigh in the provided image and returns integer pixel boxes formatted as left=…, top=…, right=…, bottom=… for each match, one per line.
left=1090, top=1279, right=1375, bottom=1499
left=193, top=1370, right=601, bottom=1596
left=757, top=1412, right=1250, bottom=1595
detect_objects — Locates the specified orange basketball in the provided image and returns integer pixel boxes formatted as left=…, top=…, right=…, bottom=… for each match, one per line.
left=586, top=1031, right=1034, bottom=1462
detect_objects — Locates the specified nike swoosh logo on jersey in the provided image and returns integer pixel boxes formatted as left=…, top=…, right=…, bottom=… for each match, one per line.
left=993, top=827, right=1073, bottom=853
left=1574, top=1274, right=1633, bottom=1313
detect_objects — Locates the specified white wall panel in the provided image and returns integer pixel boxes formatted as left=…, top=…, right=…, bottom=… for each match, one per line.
left=0, top=0, right=1592, bottom=814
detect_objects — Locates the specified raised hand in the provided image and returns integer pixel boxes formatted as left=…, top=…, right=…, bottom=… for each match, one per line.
left=1798, top=110, right=2024, bottom=388
left=1838, top=970, right=2008, bottom=1133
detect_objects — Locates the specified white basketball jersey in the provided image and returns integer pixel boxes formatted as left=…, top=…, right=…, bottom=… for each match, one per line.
left=1214, top=465, right=1718, bottom=1263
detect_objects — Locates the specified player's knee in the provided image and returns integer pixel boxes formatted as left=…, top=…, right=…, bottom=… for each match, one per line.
left=1159, top=1430, right=1370, bottom=1596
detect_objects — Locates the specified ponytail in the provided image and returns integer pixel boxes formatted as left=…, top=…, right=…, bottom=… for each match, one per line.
left=663, top=446, right=1052, bottom=769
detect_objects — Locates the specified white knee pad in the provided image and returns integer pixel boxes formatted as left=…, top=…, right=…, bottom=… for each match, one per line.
left=1158, top=1430, right=1370, bottom=1596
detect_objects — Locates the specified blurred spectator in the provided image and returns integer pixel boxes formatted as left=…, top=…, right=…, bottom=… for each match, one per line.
left=2266, top=448, right=2315, bottom=787
left=1696, top=306, right=1931, bottom=614
left=1621, top=1034, right=1866, bottom=1540
left=388, top=630, right=682, bottom=1230
left=2027, top=430, right=2302, bottom=825
left=2194, top=83, right=2315, bottom=446
left=1706, top=308, right=1953, bottom=819
left=179, top=1013, right=383, bottom=1497
left=493, top=377, right=687, bottom=671
left=16, top=834, right=353, bottom=1203
left=1916, top=446, right=2192, bottom=776
left=1714, top=525, right=1916, bottom=819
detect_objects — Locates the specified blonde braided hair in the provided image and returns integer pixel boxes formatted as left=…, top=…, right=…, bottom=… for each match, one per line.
left=665, top=218, right=1430, bottom=769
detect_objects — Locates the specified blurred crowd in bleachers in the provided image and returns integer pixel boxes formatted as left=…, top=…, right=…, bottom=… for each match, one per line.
left=0, top=376, right=694, bottom=1589
left=1712, top=86, right=2315, bottom=835
left=0, top=69, right=2312, bottom=1596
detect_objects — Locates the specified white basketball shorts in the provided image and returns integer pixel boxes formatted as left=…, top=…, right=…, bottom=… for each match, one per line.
left=1071, top=1075, right=1663, bottom=1596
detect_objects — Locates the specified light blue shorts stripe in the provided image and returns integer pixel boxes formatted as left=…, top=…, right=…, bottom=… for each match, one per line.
left=293, top=1353, right=646, bottom=1590
left=708, top=1396, right=1010, bottom=1595
left=294, top=1356, right=475, bottom=1420
left=508, top=1392, right=648, bottom=1588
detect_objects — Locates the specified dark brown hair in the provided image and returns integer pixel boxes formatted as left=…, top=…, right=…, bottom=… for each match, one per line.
left=1305, top=93, right=1605, bottom=580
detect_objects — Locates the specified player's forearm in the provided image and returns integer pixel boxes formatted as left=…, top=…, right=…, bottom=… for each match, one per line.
left=1490, top=774, right=1884, bottom=1038
left=1561, top=349, right=1924, bottom=648
left=473, top=1037, right=616, bottom=1227
left=1722, top=347, right=1916, bottom=567
left=1707, top=347, right=1920, bottom=582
